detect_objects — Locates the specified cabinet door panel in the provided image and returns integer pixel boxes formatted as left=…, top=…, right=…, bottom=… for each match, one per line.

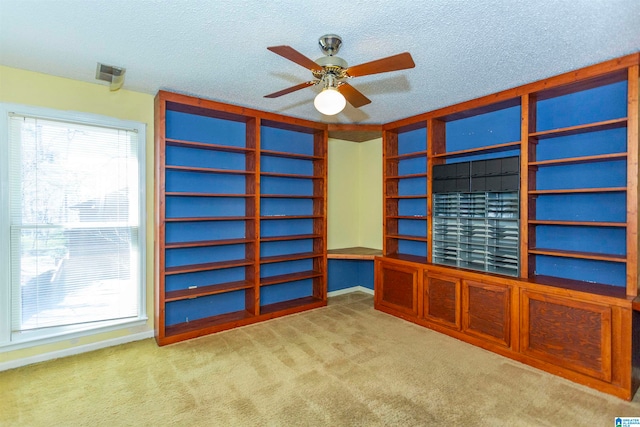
left=463, top=280, right=510, bottom=347
left=376, top=261, right=419, bottom=317
left=521, top=290, right=612, bottom=382
left=424, top=272, right=460, bottom=329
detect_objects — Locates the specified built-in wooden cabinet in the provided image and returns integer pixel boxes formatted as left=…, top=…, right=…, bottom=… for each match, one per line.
left=423, top=272, right=460, bottom=329
left=462, top=280, right=511, bottom=348
left=375, top=259, right=420, bottom=317
left=520, top=289, right=612, bottom=382
left=155, top=91, right=327, bottom=345
left=375, top=53, right=640, bottom=400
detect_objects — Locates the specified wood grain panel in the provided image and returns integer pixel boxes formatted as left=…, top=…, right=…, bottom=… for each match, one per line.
left=463, top=280, right=510, bottom=347
left=424, top=272, right=460, bottom=329
left=376, top=261, right=419, bottom=317
left=521, top=290, right=612, bottom=381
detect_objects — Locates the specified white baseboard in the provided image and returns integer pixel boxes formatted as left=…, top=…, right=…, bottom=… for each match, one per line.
left=328, top=286, right=374, bottom=297
left=0, top=330, right=154, bottom=372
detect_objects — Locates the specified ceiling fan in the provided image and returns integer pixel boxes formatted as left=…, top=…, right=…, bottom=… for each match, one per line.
left=264, top=34, right=415, bottom=115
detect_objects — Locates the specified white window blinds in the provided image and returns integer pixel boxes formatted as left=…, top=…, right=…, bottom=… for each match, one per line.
left=7, top=114, right=142, bottom=334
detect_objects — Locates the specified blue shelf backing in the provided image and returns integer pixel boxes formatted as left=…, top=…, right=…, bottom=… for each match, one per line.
left=261, top=155, right=314, bottom=175
left=261, top=176, right=314, bottom=195
left=535, top=225, right=626, bottom=256
left=261, top=198, right=313, bottom=216
left=398, top=157, right=427, bottom=175
left=166, top=170, right=248, bottom=194
left=261, top=218, right=314, bottom=237
left=536, top=80, right=627, bottom=131
left=165, top=290, right=247, bottom=326
left=398, top=240, right=428, bottom=258
left=446, top=105, right=521, bottom=153
left=166, top=110, right=247, bottom=147
left=165, top=267, right=247, bottom=292
left=397, top=198, right=427, bottom=217
left=261, top=259, right=314, bottom=278
left=398, top=219, right=427, bottom=237
left=535, top=161, right=626, bottom=190
left=535, top=193, right=627, bottom=222
left=165, top=244, right=247, bottom=268
left=397, top=127, right=427, bottom=155
left=260, top=279, right=314, bottom=306
left=166, top=220, right=247, bottom=243
left=165, top=196, right=247, bottom=218
left=534, top=255, right=626, bottom=288
left=166, top=146, right=248, bottom=170
left=535, top=127, right=627, bottom=161
left=261, top=125, right=315, bottom=155
left=398, top=177, right=427, bottom=196
left=260, top=239, right=314, bottom=257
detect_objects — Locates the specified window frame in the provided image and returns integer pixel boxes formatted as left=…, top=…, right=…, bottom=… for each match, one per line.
left=0, top=103, right=147, bottom=351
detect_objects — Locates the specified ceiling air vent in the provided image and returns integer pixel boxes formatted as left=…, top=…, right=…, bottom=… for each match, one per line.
left=95, top=63, right=126, bottom=91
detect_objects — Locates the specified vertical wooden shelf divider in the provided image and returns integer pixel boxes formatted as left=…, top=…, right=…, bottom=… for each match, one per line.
left=383, top=129, right=399, bottom=257
left=428, top=119, right=446, bottom=264
left=247, top=117, right=260, bottom=316
left=627, top=64, right=639, bottom=296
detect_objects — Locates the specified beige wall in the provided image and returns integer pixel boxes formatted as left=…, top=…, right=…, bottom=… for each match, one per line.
left=327, top=137, right=382, bottom=250
left=0, top=66, right=155, bottom=365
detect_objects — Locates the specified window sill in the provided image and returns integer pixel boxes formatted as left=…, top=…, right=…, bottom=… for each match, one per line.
left=0, top=316, right=149, bottom=353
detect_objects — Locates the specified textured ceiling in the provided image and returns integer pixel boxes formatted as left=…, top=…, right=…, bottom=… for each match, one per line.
left=1, top=0, right=639, bottom=124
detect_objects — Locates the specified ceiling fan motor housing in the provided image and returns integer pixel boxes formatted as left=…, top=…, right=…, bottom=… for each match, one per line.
left=319, top=34, right=342, bottom=56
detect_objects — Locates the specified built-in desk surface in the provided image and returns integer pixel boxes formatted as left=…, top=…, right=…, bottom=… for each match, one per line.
left=327, top=247, right=382, bottom=260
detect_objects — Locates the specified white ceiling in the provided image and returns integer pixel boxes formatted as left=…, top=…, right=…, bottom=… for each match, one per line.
left=1, top=0, right=639, bottom=125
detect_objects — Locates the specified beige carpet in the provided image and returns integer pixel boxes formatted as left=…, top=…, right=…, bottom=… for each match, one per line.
left=2, top=292, right=640, bottom=426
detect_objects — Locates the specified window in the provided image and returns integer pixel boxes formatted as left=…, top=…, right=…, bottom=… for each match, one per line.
left=0, top=104, right=146, bottom=348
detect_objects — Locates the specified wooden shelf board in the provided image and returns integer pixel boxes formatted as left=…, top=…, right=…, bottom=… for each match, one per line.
left=260, top=149, right=322, bottom=160
left=527, top=275, right=628, bottom=300
left=528, top=220, right=626, bottom=227
left=260, top=215, right=322, bottom=220
left=529, top=118, right=627, bottom=139
left=166, top=139, right=254, bottom=154
left=260, top=234, right=322, bottom=242
left=260, top=171, right=320, bottom=179
left=384, top=253, right=428, bottom=264
left=166, top=165, right=254, bottom=175
left=387, top=234, right=429, bottom=242
left=165, top=192, right=254, bottom=198
left=165, top=280, right=254, bottom=302
left=165, top=216, right=253, bottom=222
left=327, top=247, right=383, bottom=260
left=260, top=252, right=323, bottom=264
left=385, top=195, right=427, bottom=199
left=529, top=153, right=627, bottom=167
left=165, top=310, right=255, bottom=337
left=432, top=141, right=521, bottom=159
left=528, top=187, right=626, bottom=195
left=528, top=248, right=626, bottom=263
left=386, top=150, right=429, bottom=161
left=165, top=238, right=253, bottom=249
left=385, top=172, right=429, bottom=180
left=260, top=194, right=321, bottom=199
left=165, top=258, right=253, bottom=275
left=260, top=296, right=324, bottom=316
left=260, top=270, right=323, bottom=286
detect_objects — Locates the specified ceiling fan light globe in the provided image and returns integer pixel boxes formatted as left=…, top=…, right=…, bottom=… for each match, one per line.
left=314, top=88, right=346, bottom=115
